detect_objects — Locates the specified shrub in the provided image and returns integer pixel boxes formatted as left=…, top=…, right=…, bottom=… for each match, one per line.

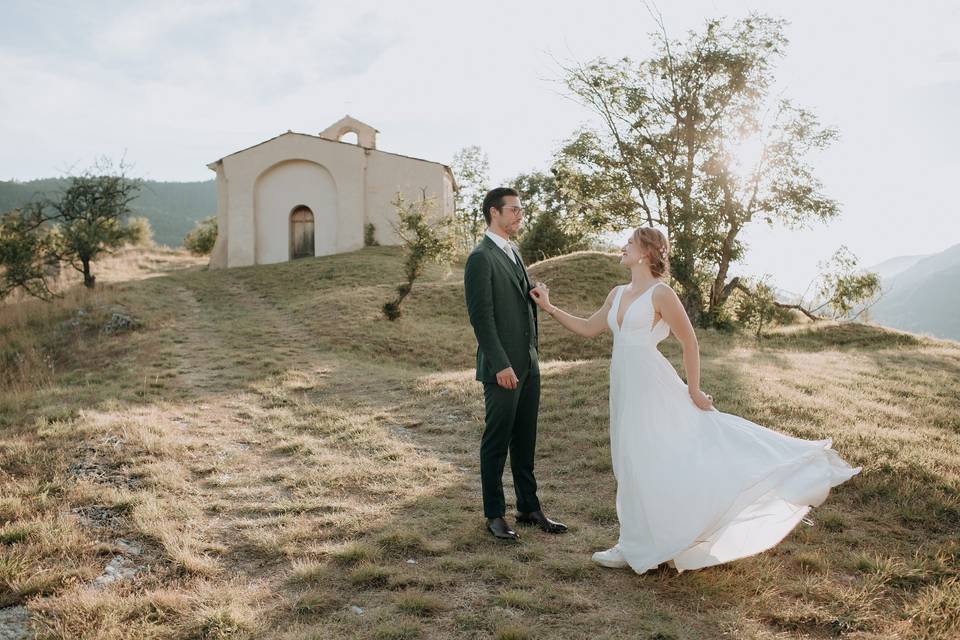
left=184, top=217, right=217, bottom=256
left=124, top=216, right=155, bottom=247
left=364, top=223, right=379, bottom=247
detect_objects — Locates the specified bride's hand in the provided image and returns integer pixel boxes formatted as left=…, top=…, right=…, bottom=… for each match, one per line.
left=529, top=282, right=554, bottom=313
left=690, top=388, right=714, bottom=411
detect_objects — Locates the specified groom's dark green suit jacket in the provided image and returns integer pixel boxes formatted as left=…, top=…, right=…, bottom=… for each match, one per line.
left=464, top=235, right=539, bottom=382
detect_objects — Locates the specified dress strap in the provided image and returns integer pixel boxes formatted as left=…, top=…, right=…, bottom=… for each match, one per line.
left=611, top=285, right=627, bottom=332
left=647, top=282, right=668, bottom=333
left=614, top=284, right=627, bottom=308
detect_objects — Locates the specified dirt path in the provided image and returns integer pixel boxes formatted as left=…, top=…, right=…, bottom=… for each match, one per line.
left=148, top=273, right=470, bottom=593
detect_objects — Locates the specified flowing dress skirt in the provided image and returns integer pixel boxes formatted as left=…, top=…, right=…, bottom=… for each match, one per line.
left=609, top=334, right=860, bottom=574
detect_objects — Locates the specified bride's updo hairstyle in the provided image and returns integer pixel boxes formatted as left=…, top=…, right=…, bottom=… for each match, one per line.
left=633, top=227, right=670, bottom=278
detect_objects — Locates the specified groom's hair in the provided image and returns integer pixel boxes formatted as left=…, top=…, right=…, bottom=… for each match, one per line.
left=481, top=187, right=519, bottom=225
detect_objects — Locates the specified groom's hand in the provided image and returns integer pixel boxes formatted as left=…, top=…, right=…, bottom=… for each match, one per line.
left=496, top=367, right=519, bottom=390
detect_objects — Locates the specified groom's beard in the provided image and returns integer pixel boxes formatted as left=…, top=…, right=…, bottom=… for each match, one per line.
left=491, top=222, right=520, bottom=238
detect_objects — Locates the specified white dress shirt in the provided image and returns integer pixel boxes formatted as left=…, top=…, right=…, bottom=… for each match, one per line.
left=485, top=229, right=517, bottom=264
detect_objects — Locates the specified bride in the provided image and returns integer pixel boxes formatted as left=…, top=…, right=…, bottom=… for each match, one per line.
left=529, top=227, right=860, bottom=574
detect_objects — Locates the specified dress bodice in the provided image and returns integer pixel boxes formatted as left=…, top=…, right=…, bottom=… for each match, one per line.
left=607, top=283, right=671, bottom=347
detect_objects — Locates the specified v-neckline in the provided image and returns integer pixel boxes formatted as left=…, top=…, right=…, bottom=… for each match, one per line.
left=615, top=283, right=660, bottom=332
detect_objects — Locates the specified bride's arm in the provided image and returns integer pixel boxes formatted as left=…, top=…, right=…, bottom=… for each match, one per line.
left=653, top=285, right=714, bottom=411
left=530, top=285, right=615, bottom=338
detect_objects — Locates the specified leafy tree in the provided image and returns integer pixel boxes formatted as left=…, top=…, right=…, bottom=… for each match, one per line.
left=383, top=194, right=457, bottom=321
left=450, top=145, right=490, bottom=249
left=554, top=14, right=838, bottom=326
left=45, top=165, right=142, bottom=288
left=0, top=204, right=56, bottom=301
left=183, top=216, right=218, bottom=255
left=512, top=171, right=589, bottom=263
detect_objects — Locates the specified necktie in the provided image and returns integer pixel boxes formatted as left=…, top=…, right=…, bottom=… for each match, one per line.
left=508, top=246, right=527, bottom=285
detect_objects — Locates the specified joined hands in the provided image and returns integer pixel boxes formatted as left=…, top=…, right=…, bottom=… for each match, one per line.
left=529, top=282, right=554, bottom=314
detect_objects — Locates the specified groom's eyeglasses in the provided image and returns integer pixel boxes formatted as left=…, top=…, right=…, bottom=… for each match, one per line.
left=500, top=205, right=525, bottom=217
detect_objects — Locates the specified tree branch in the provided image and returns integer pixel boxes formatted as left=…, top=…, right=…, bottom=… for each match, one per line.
left=732, top=279, right=823, bottom=322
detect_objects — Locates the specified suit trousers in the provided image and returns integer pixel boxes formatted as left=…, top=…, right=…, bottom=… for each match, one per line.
left=480, top=370, right=541, bottom=518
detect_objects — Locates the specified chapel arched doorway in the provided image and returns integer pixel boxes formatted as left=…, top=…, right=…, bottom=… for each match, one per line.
left=290, top=205, right=315, bottom=259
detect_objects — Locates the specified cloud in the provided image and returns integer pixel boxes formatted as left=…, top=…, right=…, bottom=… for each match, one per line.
left=94, top=0, right=247, bottom=55
left=2, top=2, right=400, bottom=106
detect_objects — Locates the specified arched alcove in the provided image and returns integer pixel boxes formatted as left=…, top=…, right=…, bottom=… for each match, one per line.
left=253, top=160, right=338, bottom=264
left=339, top=130, right=359, bottom=145
left=290, top=205, right=315, bottom=259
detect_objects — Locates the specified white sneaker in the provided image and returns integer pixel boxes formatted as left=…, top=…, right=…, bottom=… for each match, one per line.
left=592, top=545, right=629, bottom=569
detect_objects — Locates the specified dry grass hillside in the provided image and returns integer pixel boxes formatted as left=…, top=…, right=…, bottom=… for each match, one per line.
left=1, top=246, right=958, bottom=640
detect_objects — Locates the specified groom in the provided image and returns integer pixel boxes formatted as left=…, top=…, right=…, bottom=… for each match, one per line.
left=463, top=187, right=567, bottom=540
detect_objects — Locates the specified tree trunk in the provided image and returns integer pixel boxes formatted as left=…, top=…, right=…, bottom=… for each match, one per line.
left=683, top=287, right=703, bottom=326
left=709, top=219, right=740, bottom=313
left=707, top=176, right=744, bottom=320
left=673, top=114, right=706, bottom=325
left=82, top=258, right=95, bottom=288
left=707, top=274, right=743, bottom=324
left=774, top=302, right=821, bottom=322
left=671, top=234, right=704, bottom=325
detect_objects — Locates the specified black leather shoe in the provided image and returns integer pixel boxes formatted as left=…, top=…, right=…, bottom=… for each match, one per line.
left=486, top=517, right=519, bottom=540
left=516, top=509, right=568, bottom=534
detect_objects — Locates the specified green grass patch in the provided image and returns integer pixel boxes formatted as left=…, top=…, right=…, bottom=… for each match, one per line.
left=394, top=590, right=443, bottom=617
left=494, top=625, right=532, bottom=640
left=330, top=541, right=381, bottom=566
left=373, top=621, right=422, bottom=640
left=348, top=563, right=392, bottom=588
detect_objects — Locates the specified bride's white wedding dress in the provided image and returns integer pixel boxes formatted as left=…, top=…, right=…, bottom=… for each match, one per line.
left=605, top=283, right=860, bottom=574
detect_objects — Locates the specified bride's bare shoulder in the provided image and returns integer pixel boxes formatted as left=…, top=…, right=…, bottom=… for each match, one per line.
left=651, top=281, right=680, bottom=301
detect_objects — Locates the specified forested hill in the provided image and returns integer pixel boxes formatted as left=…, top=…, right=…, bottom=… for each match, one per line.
left=0, top=178, right=216, bottom=247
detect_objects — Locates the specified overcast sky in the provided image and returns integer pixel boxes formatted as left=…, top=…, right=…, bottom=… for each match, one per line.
left=2, top=0, right=957, bottom=290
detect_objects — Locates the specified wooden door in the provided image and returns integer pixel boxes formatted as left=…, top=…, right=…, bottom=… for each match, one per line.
left=290, top=206, right=315, bottom=259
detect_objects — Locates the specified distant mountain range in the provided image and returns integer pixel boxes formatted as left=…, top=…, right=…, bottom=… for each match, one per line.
left=0, top=178, right=216, bottom=247
left=868, top=244, right=960, bottom=341
left=867, top=254, right=930, bottom=281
